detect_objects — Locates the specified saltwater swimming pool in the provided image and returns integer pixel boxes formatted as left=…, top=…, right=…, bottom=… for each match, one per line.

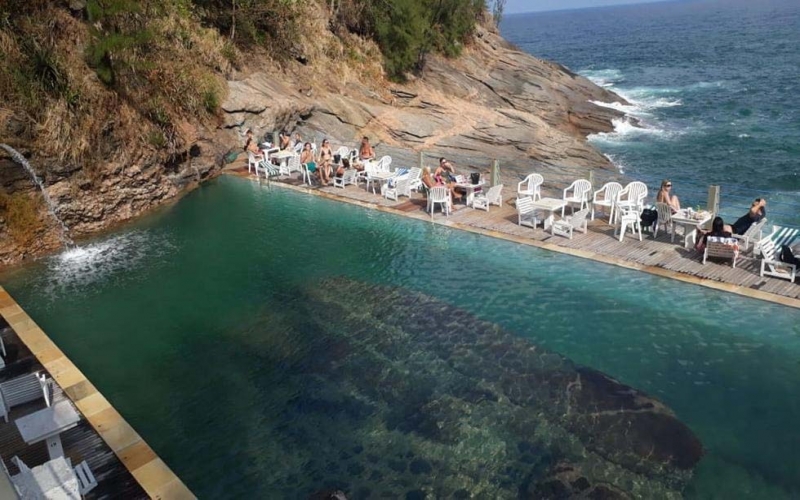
left=2, top=176, right=799, bottom=498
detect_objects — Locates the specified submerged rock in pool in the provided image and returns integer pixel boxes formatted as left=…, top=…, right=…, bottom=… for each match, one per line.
left=273, top=277, right=702, bottom=498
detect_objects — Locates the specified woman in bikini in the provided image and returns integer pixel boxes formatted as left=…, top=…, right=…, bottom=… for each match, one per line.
left=317, top=139, right=334, bottom=185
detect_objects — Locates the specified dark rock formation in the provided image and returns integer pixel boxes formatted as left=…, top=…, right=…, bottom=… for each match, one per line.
left=261, top=277, right=702, bottom=499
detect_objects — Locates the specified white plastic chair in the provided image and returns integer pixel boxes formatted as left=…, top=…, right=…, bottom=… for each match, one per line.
left=703, top=237, right=739, bottom=267
left=733, top=218, right=767, bottom=254
left=385, top=178, right=411, bottom=201
left=334, top=146, right=350, bottom=164
left=552, top=208, right=590, bottom=240
left=614, top=181, right=648, bottom=224
left=653, top=202, right=676, bottom=241
left=615, top=204, right=642, bottom=242
left=518, top=174, right=543, bottom=201
left=334, top=169, right=357, bottom=189
left=516, top=197, right=540, bottom=228
left=592, top=182, right=623, bottom=222
left=472, top=184, right=503, bottom=211
left=301, top=163, right=316, bottom=186
left=428, top=187, right=451, bottom=218
left=562, top=179, right=592, bottom=217
left=283, top=154, right=301, bottom=177
left=247, top=152, right=263, bottom=176
left=73, top=460, right=98, bottom=495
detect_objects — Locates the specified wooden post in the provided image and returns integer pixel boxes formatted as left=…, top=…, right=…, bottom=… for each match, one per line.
left=419, top=151, right=424, bottom=170
left=588, top=168, right=595, bottom=188
left=491, top=159, right=500, bottom=187
left=707, top=185, right=720, bottom=215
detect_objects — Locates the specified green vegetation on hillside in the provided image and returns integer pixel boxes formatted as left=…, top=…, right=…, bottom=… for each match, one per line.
left=333, top=0, right=487, bottom=79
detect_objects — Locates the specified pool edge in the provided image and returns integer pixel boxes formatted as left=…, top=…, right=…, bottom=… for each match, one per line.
left=0, top=286, right=196, bottom=500
left=243, top=174, right=800, bottom=310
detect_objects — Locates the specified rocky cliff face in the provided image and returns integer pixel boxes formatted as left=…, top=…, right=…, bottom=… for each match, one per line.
left=221, top=23, right=625, bottom=176
left=1, top=19, right=625, bottom=269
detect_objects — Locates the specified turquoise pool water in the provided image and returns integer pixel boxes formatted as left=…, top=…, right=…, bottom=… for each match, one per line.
left=2, top=176, right=799, bottom=498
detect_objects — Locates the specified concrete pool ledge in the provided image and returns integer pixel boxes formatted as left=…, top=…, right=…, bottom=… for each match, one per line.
left=234, top=172, right=800, bottom=310
left=0, top=287, right=195, bottom=500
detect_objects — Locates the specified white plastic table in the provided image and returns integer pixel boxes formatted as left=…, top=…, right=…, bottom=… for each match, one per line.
left=671, top=209, right=712, bottom=248
left=455, top=181, right=486, bottom=206
left=12, top=456, right=80, bottom=500
left=15, top=401, right=80, bottom=460
left=367, top=171, right=395, bottom=195
left=531, top=198, right=568, bottom=234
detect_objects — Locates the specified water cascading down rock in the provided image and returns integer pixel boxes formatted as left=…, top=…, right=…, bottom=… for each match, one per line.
left=0, top=144, right=75, bottom=248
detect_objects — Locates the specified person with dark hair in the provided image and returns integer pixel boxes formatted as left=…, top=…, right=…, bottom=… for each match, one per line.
left=435, top=158, right=456, bottom=179
left=696, top=216, right=732, bottom=251
left=300, top=142, right=317, bottom=178
left=730, top=198, right=766, bottom=235
left=359, top=136, right=375, bottom=161
left=279, top=130, right=291, bottom=151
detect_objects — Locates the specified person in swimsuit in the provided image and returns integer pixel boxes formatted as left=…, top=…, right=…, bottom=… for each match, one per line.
left=656, top=179, right=680, bottom=213
left=279, top=131, right=292, bottom=151
left=730, top=198, right=766, bottom=234
left=359, top=136, right=375, bottom=162
left=300, top=142, right=317, bottom=179
left=317, top=139, right=334, bottom=185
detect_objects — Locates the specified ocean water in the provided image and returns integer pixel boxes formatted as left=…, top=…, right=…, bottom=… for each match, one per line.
left=502, top=0, right=800, bottom=227
left=1, top=177, right=800, bottom=498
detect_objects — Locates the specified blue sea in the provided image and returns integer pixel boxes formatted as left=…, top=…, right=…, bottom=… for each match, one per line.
left=502, top=0, right=800, bottom=227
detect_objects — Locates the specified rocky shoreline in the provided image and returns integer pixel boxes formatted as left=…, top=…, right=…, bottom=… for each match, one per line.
left=0, top=23, right=626, bottom=269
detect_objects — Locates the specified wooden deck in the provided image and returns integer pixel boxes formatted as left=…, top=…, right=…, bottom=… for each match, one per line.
left=229, top=166, right=800, bottom=308
left=0, top=290, right=195, bottom=499
left=0, top=322, right=147, bottom=499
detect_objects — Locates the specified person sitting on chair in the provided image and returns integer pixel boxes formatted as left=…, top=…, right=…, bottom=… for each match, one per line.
left=696, top=216, right=732, bottom=251
left=279, top=130, right=292, bottom=151
left=656, top=179, right=680, bottom=213
left=359, top=136, right=375, bottom=162
left=729, top=198, right=766, bottom=235
left=300, top=142, right=317, bottom=179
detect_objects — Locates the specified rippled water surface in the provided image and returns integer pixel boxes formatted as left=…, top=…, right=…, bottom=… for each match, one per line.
left=2, top=177, right=800, bottom=498
left=502, top=0, right=800, bottom=226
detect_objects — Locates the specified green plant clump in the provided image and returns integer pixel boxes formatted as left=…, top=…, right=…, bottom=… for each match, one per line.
left=334, top=0, right=486, bottom=80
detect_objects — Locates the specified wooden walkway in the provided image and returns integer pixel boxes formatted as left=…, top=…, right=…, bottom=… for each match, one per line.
left=0, top=290, right=195, bottom=499
left=230, top=166, right=800, bottom=308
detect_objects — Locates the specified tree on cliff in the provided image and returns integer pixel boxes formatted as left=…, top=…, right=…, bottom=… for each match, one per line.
left=334, top=0, right=486, bottom=80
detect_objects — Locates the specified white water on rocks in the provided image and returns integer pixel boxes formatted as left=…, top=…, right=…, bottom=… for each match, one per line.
left=1, top=143, right=75, bottom=248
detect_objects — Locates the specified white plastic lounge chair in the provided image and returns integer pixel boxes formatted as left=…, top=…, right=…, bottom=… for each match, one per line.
left=428, top=187, right=451, bottom=218
left=703, top=236, right=739, bottom=267
left=615, top=204, right=642, bottom=242
left=591, top=182, right=623, bottom=222
left=757, top=226, right=798, bottom=282
left=375, top=156, right=392, bottom=173
left=0, top=373, right=51, bottom=422
left=562, top=179, right=592, bottom=217
left=402, top=167, right=422, bottom=192
left=653, top=202, right=676, bottom=241
left=516, top=197, right=540, bottom=228
left=385, top=178, right=411, bottom=201
left=518, top=174, right=543, bottom=201
left=334, top=169, right=357, bottom=189
left=553, top=208, right=590, bottom=240
left=472, top=184, right=503, bottom=211
left=733, top=218, right=767, bottom=254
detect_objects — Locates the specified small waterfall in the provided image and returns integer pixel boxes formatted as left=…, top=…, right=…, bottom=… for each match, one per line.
left=0, top=143, right=75, bottom=248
